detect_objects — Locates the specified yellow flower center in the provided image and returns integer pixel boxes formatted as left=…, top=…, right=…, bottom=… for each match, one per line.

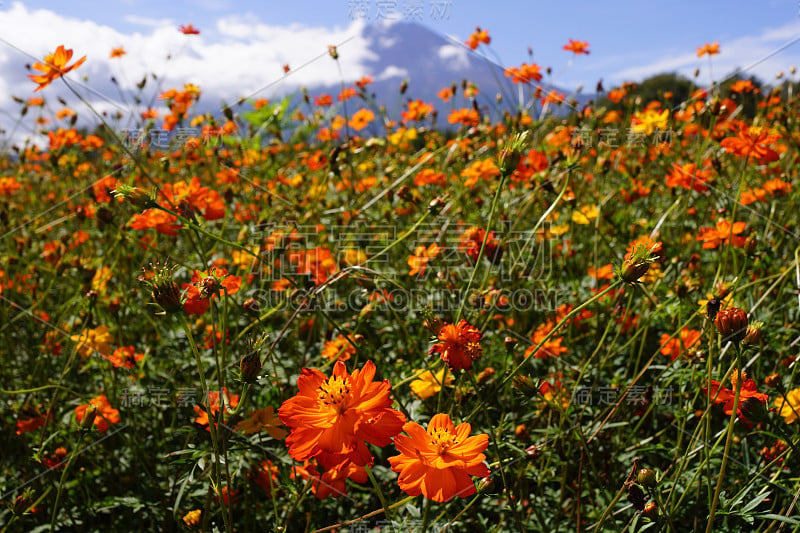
left=318, top=375, right=351, bottom=409
left=429, top=427, right=457, bottom=454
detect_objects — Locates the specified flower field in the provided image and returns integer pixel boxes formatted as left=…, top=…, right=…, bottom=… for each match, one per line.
left=3, top=27, right=800, bottom=532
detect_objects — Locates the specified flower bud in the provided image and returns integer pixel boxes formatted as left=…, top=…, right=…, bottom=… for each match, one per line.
left=504, top=336, right=518, bottom=352
left=637, top=468, right=657, bottom=488
left=13, top=490, right=35, bottom=515
left=79, top=405, right=97, bottom=430
left=243, top=297, right=260, bottom=316
left=743, top=321, right=763, bottom=345
left=705, top=297, right=721, bottom=321
left=620, top=259, right=651, bottom=284
left=764, top=373, right=782, bottom=389
left=240, top=351, right=262, bottom=383
left=745, top=234, right=758, bottom=255
left=512, top=375, right=537, bottom=395
left=423, top=315, right=444, bottom=336
left=477, top=476, right=494, bottom=493
left=740, top=397, right=769, bottom=425
left=714, top=307, right=748, bottom=344
left=642, top=501, right=659, bottom=520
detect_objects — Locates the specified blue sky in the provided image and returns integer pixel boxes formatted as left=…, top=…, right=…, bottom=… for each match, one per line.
left=6, top=0, right=800, bottom=89
left=1, top=0, right=800, bottom=146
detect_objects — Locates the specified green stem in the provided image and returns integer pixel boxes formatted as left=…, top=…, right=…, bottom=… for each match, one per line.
left=365, top=465, right=394, bottom=527
left=705, top=345, right=743, bottom=533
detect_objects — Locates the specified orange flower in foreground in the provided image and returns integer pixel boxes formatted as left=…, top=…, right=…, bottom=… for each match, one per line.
left=504, top=63, right=543, bottom=84
left=659, top=328, right=702, bottom=361
left=278, top=360, right=406, bottom=468
left=348, top=108, right=375, bottom=131
left=697, top=219, right=747, bottom=249
left=447, top=108, right=480, bottom=127
left=429, top=320, right=482, bottom=371
left=179, top=24, right=200, bottom=35
left=666, top=162, right=711, bottom=193
left=697, top=41, right=720, bottom=57
left=75, top=394, right=120, bottom=433
left=465, top=28, right=491, bottom=50
left=389, top=413, right=490, bottom=503
left=109, top=47, right=126, bottom=58
left=408, top=243, right=440, bottom=276
left=563, top=39, right=590, bottom=55
left=28, top=45, right=87, bottom=92
left=720, top=125, right=780, bottom=163
left=704, top=370, right=767, bottom=421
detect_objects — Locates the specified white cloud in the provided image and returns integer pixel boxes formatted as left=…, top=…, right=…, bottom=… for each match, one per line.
left=124, top=14, right=172, bottom=28
left=437, top=44, right=469, bottom=71
left=377, top=65, right=407, bottom=80
left=0, top=2, right=377, bottom=147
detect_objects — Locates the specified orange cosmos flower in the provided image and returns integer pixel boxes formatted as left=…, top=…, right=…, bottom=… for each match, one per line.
left=75, top=394, right=120, bottom=433
left=389, top=413, right=490, bottom=502
left=291, top=458, right=367, bottom=499
left=697, top=41, right=720, bottom=57
left=659, top=328, right=702, bottom=361
left=251, top=460, right=279, bottom=495
left=355, top=75, right=373, bottom=89
left=460, top=226, right=502, bottom=263
left=28, top=45, right=87, bottom=92
left=720, top=124, right=780, bottom=163
left=182, top=266, right=242, bottom=315
left=338, top=87, right=358, bottom=101
left=179, top=24, right=200, bottom=35
left=587, top=264, right=614, bottom=280
left=42, top=447, right=69, bottom=469
left=429, top=319, right=482, bottom=371
left=321, top=334, right=356, bottom=362
left=447, top=108, right=480, bottom=127
left=348, top=108, right=374, bottom=131
left=235, top=406, right=288, bottom=439
left=704, top=370, right=767, bottom=422
left=70, top=325, right=113, bottom=358
left=465, top=27, right=491, bottom=50
left=16, top=413, right=49, bottom=435
left=504, top=63, right=543, bottom=84
left=408, top=243, right=440, bottom=276
left=109, top=47, right=126, bottom=58
left=437, top=87, right=453, bottom=102
left=729, top=80, right=755, bottom=93
left=194, top=388, right=239, bottom=430
left=665, top=162, right=711, bottom=193
left=563, top=39, right=590, bottom=55
left=525, top=319, right=568, bottom=359
left=278, top=360, right=406, bottom=468
left=414, top=169, right=447, bottom=187
left=696, top=219, right=747, bottom=249
left=105, top=346, right=144, bottom=369
left=314, top=93, right=333, bottom=107
left=402, top=99, right=434, bottom=123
